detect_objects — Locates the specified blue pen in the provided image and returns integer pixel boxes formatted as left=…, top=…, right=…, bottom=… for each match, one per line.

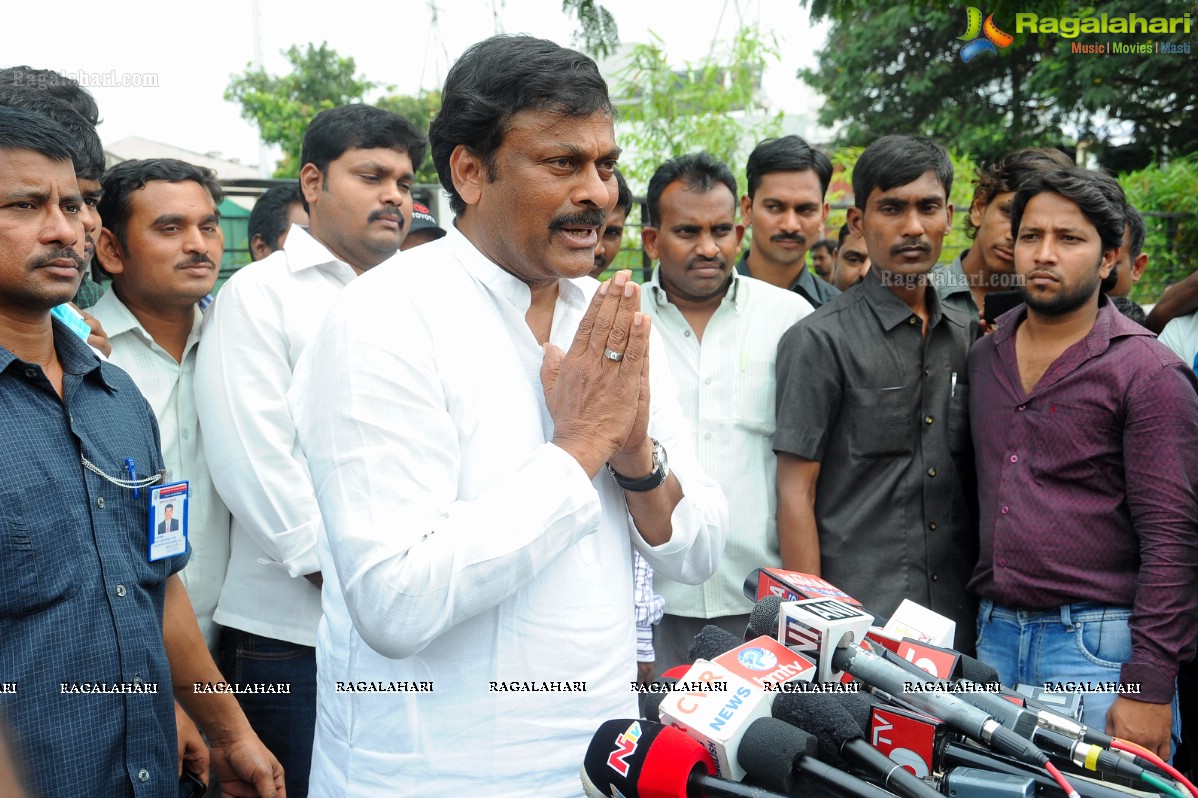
left=125, top=457, right=139, bottom=499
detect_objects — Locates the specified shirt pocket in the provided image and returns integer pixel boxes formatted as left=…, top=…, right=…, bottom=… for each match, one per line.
left=845, top=385, right=914, bottom=458
left=111, top=487, right=175, bottom=589
left=1026, top=404, right=1116, bottom=485
left=948, top=383, right=970, bottom=453
left=734, top=357, right=775, bottom=435
left=0, top=486, right=81, bottom=619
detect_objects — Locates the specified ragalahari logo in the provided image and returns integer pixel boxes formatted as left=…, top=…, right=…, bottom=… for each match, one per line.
left=958, top=7, right=1015, bottom=62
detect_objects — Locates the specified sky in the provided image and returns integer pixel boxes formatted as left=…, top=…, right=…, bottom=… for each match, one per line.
left=1, top=0, right=830, bottom=174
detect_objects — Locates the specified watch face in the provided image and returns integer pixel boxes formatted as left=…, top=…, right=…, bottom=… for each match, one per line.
left=653, top=440, right=668, bottom=476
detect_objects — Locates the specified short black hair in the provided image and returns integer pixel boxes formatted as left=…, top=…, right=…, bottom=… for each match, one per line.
left=0, top=105, right=76, bottom=163
left=852, top=135, right=952, bottom=210
left=966, top=147, right=1074, bottom=239
left=0, top=87, right=105, bottom=180
left=645, top=152, right=737, bottom=228
left=164, top=503, right=174, bottom=511
left=837, top=225, right=852, bottom=247
left=811, top=238, right=837, bottom=255
left=98, top=159, right=223, bottom=249
left=0, top=66, right=100, bottom=126
left=1010, top=168, right=1126, bottom=257
left=249, top=183, right=304, bottom=255
left=613, top=168, right=632, bottom=216
left=1124, top=204, right=1146, bottom=260
left=745, top=135, right=832, bottom=199
left=300, top=104, right=427, bottom=212
left=429, top=35, right=613, bottom=216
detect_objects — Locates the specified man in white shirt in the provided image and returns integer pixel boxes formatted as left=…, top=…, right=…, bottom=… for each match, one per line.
left=92, top=158, right=230, bottom=653
left=289, top=35, right=727, bottom=798
left=640, top=152, right=812, bottom=669
left=195, top=104, right=426, bottom=798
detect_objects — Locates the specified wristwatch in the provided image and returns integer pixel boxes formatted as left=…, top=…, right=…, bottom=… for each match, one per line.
left=609, top=439, right=669, bottom=492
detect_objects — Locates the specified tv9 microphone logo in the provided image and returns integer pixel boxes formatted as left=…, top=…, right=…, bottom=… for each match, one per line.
left=736, top=648, right=779, bottom=672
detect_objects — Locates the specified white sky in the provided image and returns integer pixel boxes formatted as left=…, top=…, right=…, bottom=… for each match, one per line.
left=1, top=0, right=829, bottom=172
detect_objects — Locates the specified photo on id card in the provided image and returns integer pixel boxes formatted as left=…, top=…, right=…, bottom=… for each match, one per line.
left=148, top=480, right=189, bottom=561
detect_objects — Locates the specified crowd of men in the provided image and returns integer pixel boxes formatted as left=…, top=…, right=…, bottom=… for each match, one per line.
left=0, top=32, right=1196, bottom=798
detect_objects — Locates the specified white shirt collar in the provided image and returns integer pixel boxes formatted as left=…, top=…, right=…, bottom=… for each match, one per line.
left=91, top=287, right=203, bottom=353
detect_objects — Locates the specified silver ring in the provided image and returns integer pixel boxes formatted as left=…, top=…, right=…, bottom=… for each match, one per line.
left=603, top=348, right=624, bottom=362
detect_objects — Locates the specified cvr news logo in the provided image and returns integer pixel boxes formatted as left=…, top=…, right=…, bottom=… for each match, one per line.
left=957, top=6, right=1014, bottom=62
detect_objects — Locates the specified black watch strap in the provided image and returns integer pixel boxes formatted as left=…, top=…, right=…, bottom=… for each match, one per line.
left=608, top=440, right=667, bottom=492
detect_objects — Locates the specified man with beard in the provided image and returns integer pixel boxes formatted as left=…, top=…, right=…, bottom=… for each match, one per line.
left=737, top=135, right=839, bottom=308
left=774, top=135, right=979, bottom=650
left=640, top=153, right=811, bottom=668
left=195, top=103, right=425, bottom=798
left=969, top=168, right=1198, bottom=760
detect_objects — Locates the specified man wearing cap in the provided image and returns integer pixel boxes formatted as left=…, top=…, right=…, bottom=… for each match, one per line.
left=402, top=201, right=447, bottom=250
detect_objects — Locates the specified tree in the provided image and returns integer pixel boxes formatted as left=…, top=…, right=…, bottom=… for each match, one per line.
left=226, top=43, right=374, bottom=177
left=801, top=0, right=1196, bottom=165
left=376, top=90, right=442, bottom=185
left=562, top=0, right=620, bottom=59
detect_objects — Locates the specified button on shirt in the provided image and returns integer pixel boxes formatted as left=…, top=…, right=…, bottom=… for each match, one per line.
left=0, top=322, right=187, bottom=798
left=91, top=289, right=230, bottom=651
left=289, top=222, right=727, bottom=798
left=644, top=268, right=812, bottom=617
left=773, top=269, right=978, bottom=637
left=968, top=299, right=1198, bottom=702
left=196, top=225, right=388, bottom=646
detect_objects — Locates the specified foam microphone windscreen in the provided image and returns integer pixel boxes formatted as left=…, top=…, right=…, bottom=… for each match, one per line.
left=687, top=625, right=743, bottom=662
left=582, top=719, right=715, bottom=798
left=748, top=595, right=783, bottom=639
left=959, top=655, right=1001, bottom=686
left=639, top=678, right=678, bottom=723
left=737, top=717, right=818, bottom=794
left=771, top=691, right=862, bottom=764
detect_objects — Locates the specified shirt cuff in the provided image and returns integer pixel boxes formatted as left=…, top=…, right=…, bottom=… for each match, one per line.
left=1120, top=660, right=1177, bottom=704
left=637, top=623, right=656, bottom=663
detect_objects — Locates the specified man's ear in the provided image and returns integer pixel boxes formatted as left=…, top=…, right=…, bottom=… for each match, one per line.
left=95, top=228, right=125, bottom=276
left=739, top=194, right=752, bottom=228
left=846, top=206, right=864, bottom=238
left=249, top=234, right=273, bottom=262
left=300, top=163, right=323, bottom=209
left=642, top=227, right=660, bottom=262
left=449, top=145, right=485, bottom=208
left=1099, top=247, right=1118, bottom=280
left=734, top=223, right=746, bottom=249
left=1132, top=252, right=1149, bottom=282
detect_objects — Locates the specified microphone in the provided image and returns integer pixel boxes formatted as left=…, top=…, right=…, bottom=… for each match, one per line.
left=738, top=717, right=899, bottom=798
left=742, top=568, right=869, bottom=612
left=777, top=598, right=874, bottom=684
left=581, top=719, right=793, bottom=798
left=773, top=691, right=942, bottom=798
left=689, top=625, right=745, bottom=662
left=640, top=677, right=678, bottom=723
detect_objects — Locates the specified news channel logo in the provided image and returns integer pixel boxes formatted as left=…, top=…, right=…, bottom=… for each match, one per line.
left=737, top=648, right=779, bottom=672
left=958, top=7, right=1014, bottom=62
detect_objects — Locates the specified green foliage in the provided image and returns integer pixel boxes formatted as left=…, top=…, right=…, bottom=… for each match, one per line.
left=800, top=0, right=1197, bottom=166
left=1118, top=153, right=1198, bottom=302
left=376, top=90, right=442, bottom=185
left=563, top=0, right=620, bottom=59
left=612, top=26, right=785, bottom=192
left=226, top=43, right=375, bottom=177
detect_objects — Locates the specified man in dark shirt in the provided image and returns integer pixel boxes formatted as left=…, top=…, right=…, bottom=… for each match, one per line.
left=969, top=167, right=1198, bottom=760
left=0, top=107, right=283, bottom=797
left=736, top=135, right=840, bottom=308
left=774, top=135, right=978, bottom=648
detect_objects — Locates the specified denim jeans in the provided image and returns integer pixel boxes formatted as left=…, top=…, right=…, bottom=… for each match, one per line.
left=218, top=628, right=317, bottom=798
left=976, top=599, right=1181, bottom=756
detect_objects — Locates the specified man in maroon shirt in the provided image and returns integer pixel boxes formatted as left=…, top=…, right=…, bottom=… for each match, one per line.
left=968, top=168, right=1198, bottom=759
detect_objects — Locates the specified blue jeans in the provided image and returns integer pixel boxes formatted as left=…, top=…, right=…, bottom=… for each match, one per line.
left=976, top=599, right=1181, bottom=756
left=218, top=628, right=317, bottom=798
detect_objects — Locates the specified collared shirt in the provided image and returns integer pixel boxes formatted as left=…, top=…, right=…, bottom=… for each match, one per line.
left=644, top=267, right=813, bottom=618
left=91, top=289, right=230, bottom=651
left=0, top=321, right=187, bottom=798
left=195, top=225, right=391, bottom=646
left=735, top=251, right=839, bottom=309
left=290, top=221, right=727, bottom=798
left=968, top=298, right=1198, bottom=702
left=773, top=268, right=978, bottom=638
left=929, top=251, right=979, bottom=318
left=1159, top=310, right=1198, bottom=370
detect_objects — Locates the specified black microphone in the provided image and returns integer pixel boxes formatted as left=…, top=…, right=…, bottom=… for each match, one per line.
left=581, top=719, right=795, bottom=798
left=688, top=625, right=745, bottom=662
left=639, top=677, right=678, bottom=723
left=738, top=717, right=901, bottom=798
left=772, top=691, right=942, bottom=798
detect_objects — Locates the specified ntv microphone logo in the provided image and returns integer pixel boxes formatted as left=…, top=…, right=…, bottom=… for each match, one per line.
left=957, top=7, right=1015, bottom=62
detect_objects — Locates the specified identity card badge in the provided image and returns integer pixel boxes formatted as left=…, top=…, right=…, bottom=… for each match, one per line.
left=148, top=481, right=189, bottom=562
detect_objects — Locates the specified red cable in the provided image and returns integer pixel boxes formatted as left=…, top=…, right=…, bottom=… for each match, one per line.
left=1111, top=739, right=1198, bottom=798
left=1045, top=760, right=1081, bottom=798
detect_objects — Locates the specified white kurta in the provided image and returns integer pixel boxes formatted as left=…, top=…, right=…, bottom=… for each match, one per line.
left=290, top=222, right=728, bottom=798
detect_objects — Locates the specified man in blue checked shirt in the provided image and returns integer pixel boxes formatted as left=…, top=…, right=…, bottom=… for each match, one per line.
left=0, top=107, right=283, bottom=797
